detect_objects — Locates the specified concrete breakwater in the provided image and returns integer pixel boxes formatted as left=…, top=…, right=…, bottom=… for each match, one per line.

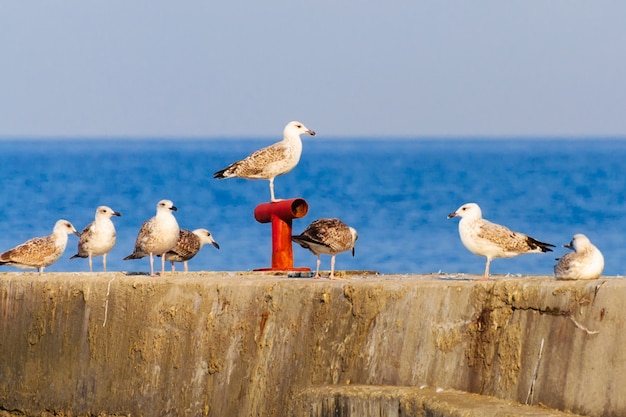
left=0, top=272, right=622, bottom=416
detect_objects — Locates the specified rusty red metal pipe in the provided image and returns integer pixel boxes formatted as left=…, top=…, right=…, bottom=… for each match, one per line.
left=253, top=198, right=310, bottom=271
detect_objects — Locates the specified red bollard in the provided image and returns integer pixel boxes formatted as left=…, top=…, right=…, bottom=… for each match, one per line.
left=253, top=198, right=311, bottom=271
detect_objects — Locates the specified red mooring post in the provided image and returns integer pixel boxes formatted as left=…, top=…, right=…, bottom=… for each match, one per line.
left=253, top=198, right=311, bottom=271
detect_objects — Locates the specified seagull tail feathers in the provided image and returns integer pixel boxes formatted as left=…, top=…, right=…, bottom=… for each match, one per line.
left=528, top=237, right=556, bottom=253
left=213, top=168, right=228, bottom=179
left=291, top=236, right=308, bottom=249
left=213, top=166, right=235, bottom=179
left=213, top=160, right=242, bottom=179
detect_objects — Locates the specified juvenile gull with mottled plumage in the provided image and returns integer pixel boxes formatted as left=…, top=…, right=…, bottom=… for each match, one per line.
left=0, top=219, right=80, bottom=274
left=554, top=233, right=604, bottom=280
left=70, top=206, right=121, bottom=272
left=163, top=228, right=220, bottom=272
left=447, top=203, right=554, bottom=280
left=123, top=199, right=180, bottom=277
left=292, top=218, right=358, bottom=279
left=213, top=121, right=315, bottom=202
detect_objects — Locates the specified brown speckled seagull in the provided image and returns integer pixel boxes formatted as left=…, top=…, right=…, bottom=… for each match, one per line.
left=164, top=228, right=220, bottom=272
left=0, top=219, right=80, bottom=274
left=447, top=203, right=554, bottom=280
left=70, top=206, right=121, bottom=272
left=213, top=121, right=315, bottom=202
left=292, top=218, right=358, bottom=279
left=123, top=199, right=180, bottom=277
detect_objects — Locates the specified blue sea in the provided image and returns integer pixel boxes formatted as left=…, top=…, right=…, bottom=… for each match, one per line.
left=0, top=138, right=624, bottom=277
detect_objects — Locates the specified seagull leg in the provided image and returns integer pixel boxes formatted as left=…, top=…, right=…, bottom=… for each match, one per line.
left=171, top=261, right=176, bottom=272
left=314, top=255, right=321, bottom=279
left=329, top=255, right=345, bottom=280
left=269, top=178, right=276, bottom=202
left=38, top=267, right=44, bottom=275
left=149, top=253, right=156, bottom=277
left=102, top=254, right=107, bottom=273
left=160, top=253, right=166, bottom=276
left=329, top=255, right=336, bottom=279
left=89, top=254, right=93, bottom=273
left=184, top=261, right=189, bottom=273
left=478, top=258, right=491, bottom=281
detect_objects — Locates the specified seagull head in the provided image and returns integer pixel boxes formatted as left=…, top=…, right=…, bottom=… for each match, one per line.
left=96, top=206, right=122, bottom=219
left=447, top=203, right=482, bottom=220
left=54, top=219, right=80, bottom=237
left=285, top=121, right=316, bottom=138
left=564, top=233, right=591, bottom=252
left=193, top=228, right=220, bottom=249
left=349, top=227, right=358, bottom=256
left=157, top=199, right=178, bottom=213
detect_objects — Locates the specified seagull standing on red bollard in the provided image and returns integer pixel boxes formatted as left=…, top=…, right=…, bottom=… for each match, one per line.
left=213, top=121, right=315, bottom=202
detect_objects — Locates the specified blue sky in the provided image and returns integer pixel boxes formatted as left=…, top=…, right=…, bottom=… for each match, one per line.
left=1, top=2, right=625, bottom=138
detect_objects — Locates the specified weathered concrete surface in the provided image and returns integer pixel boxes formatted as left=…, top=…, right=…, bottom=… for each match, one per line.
left=0, top=272, right=622, bottom=416
left=293, top=385, right=583, bottom=416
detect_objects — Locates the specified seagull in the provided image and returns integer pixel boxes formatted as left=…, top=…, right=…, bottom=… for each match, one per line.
left=554, top=234, right=604, bottom=280
left=123, top=200, right=180, bottom=277
left=70, top=206, right=121, bottom=272
left=164, top=228, right=220, bottom=273
left=0, top=219, right=80, bottom=274
left=292, top=218, right=358, bottom=279
left=213, top=121, right=316, bottom=202
left=447, top=203, right=554, bottom=280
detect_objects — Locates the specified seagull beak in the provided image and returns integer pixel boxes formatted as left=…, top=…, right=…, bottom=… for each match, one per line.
left=563, top=242, right=573, bottom=249
left=74, top=231, right=81, bottom=237
left=114, top=211, right=122, bottom=217
left=171, top=206, right=178, bottom=212
left=212, top=241, right=220, bottom=250
left=307, top=130, right=316, bottom=136
left=447, top=211, right=458, bottom=219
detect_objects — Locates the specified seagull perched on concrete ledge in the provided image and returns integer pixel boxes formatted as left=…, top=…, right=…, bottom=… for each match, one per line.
left=292, top=218, right=358, bottom=279
left=213, top=121, right=315, bottom=202
left=70, top=205, right=121, bottom=272
left=164, top=228, right=220, bottom=273
left=447, top=203, right=554, bottom=280
left=554, top=234, right=604, bottom=280
left=0, top=219, right=80, bottom=274
left=124, top=199, right=180, bottom=277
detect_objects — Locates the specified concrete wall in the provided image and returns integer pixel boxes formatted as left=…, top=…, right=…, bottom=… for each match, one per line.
left=293, top=385, right=583, bottom=417
left=0, top=273, right=622, bottom=416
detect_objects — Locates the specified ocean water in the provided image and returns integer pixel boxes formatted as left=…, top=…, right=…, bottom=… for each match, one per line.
left=0, top=138, right=624, bottom=277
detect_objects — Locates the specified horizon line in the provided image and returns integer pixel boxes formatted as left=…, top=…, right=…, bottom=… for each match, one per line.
left=0, top=134, right=625, bottom=141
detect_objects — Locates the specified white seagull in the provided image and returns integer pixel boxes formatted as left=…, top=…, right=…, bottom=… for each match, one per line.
left=213, top=121, right=316, bottom=202
left=123, top=200, right=180, bottom=277
left=447, top=203, right=554, bottom=280
left=164, top=228, right=220, bottom=273
left=0, top=219, right=80, bottom=274
left=292, top=218, right=358, bottom=279
left=554, top=234, right=604, bottom=280
left=70, top=206, right=121, bottom=272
